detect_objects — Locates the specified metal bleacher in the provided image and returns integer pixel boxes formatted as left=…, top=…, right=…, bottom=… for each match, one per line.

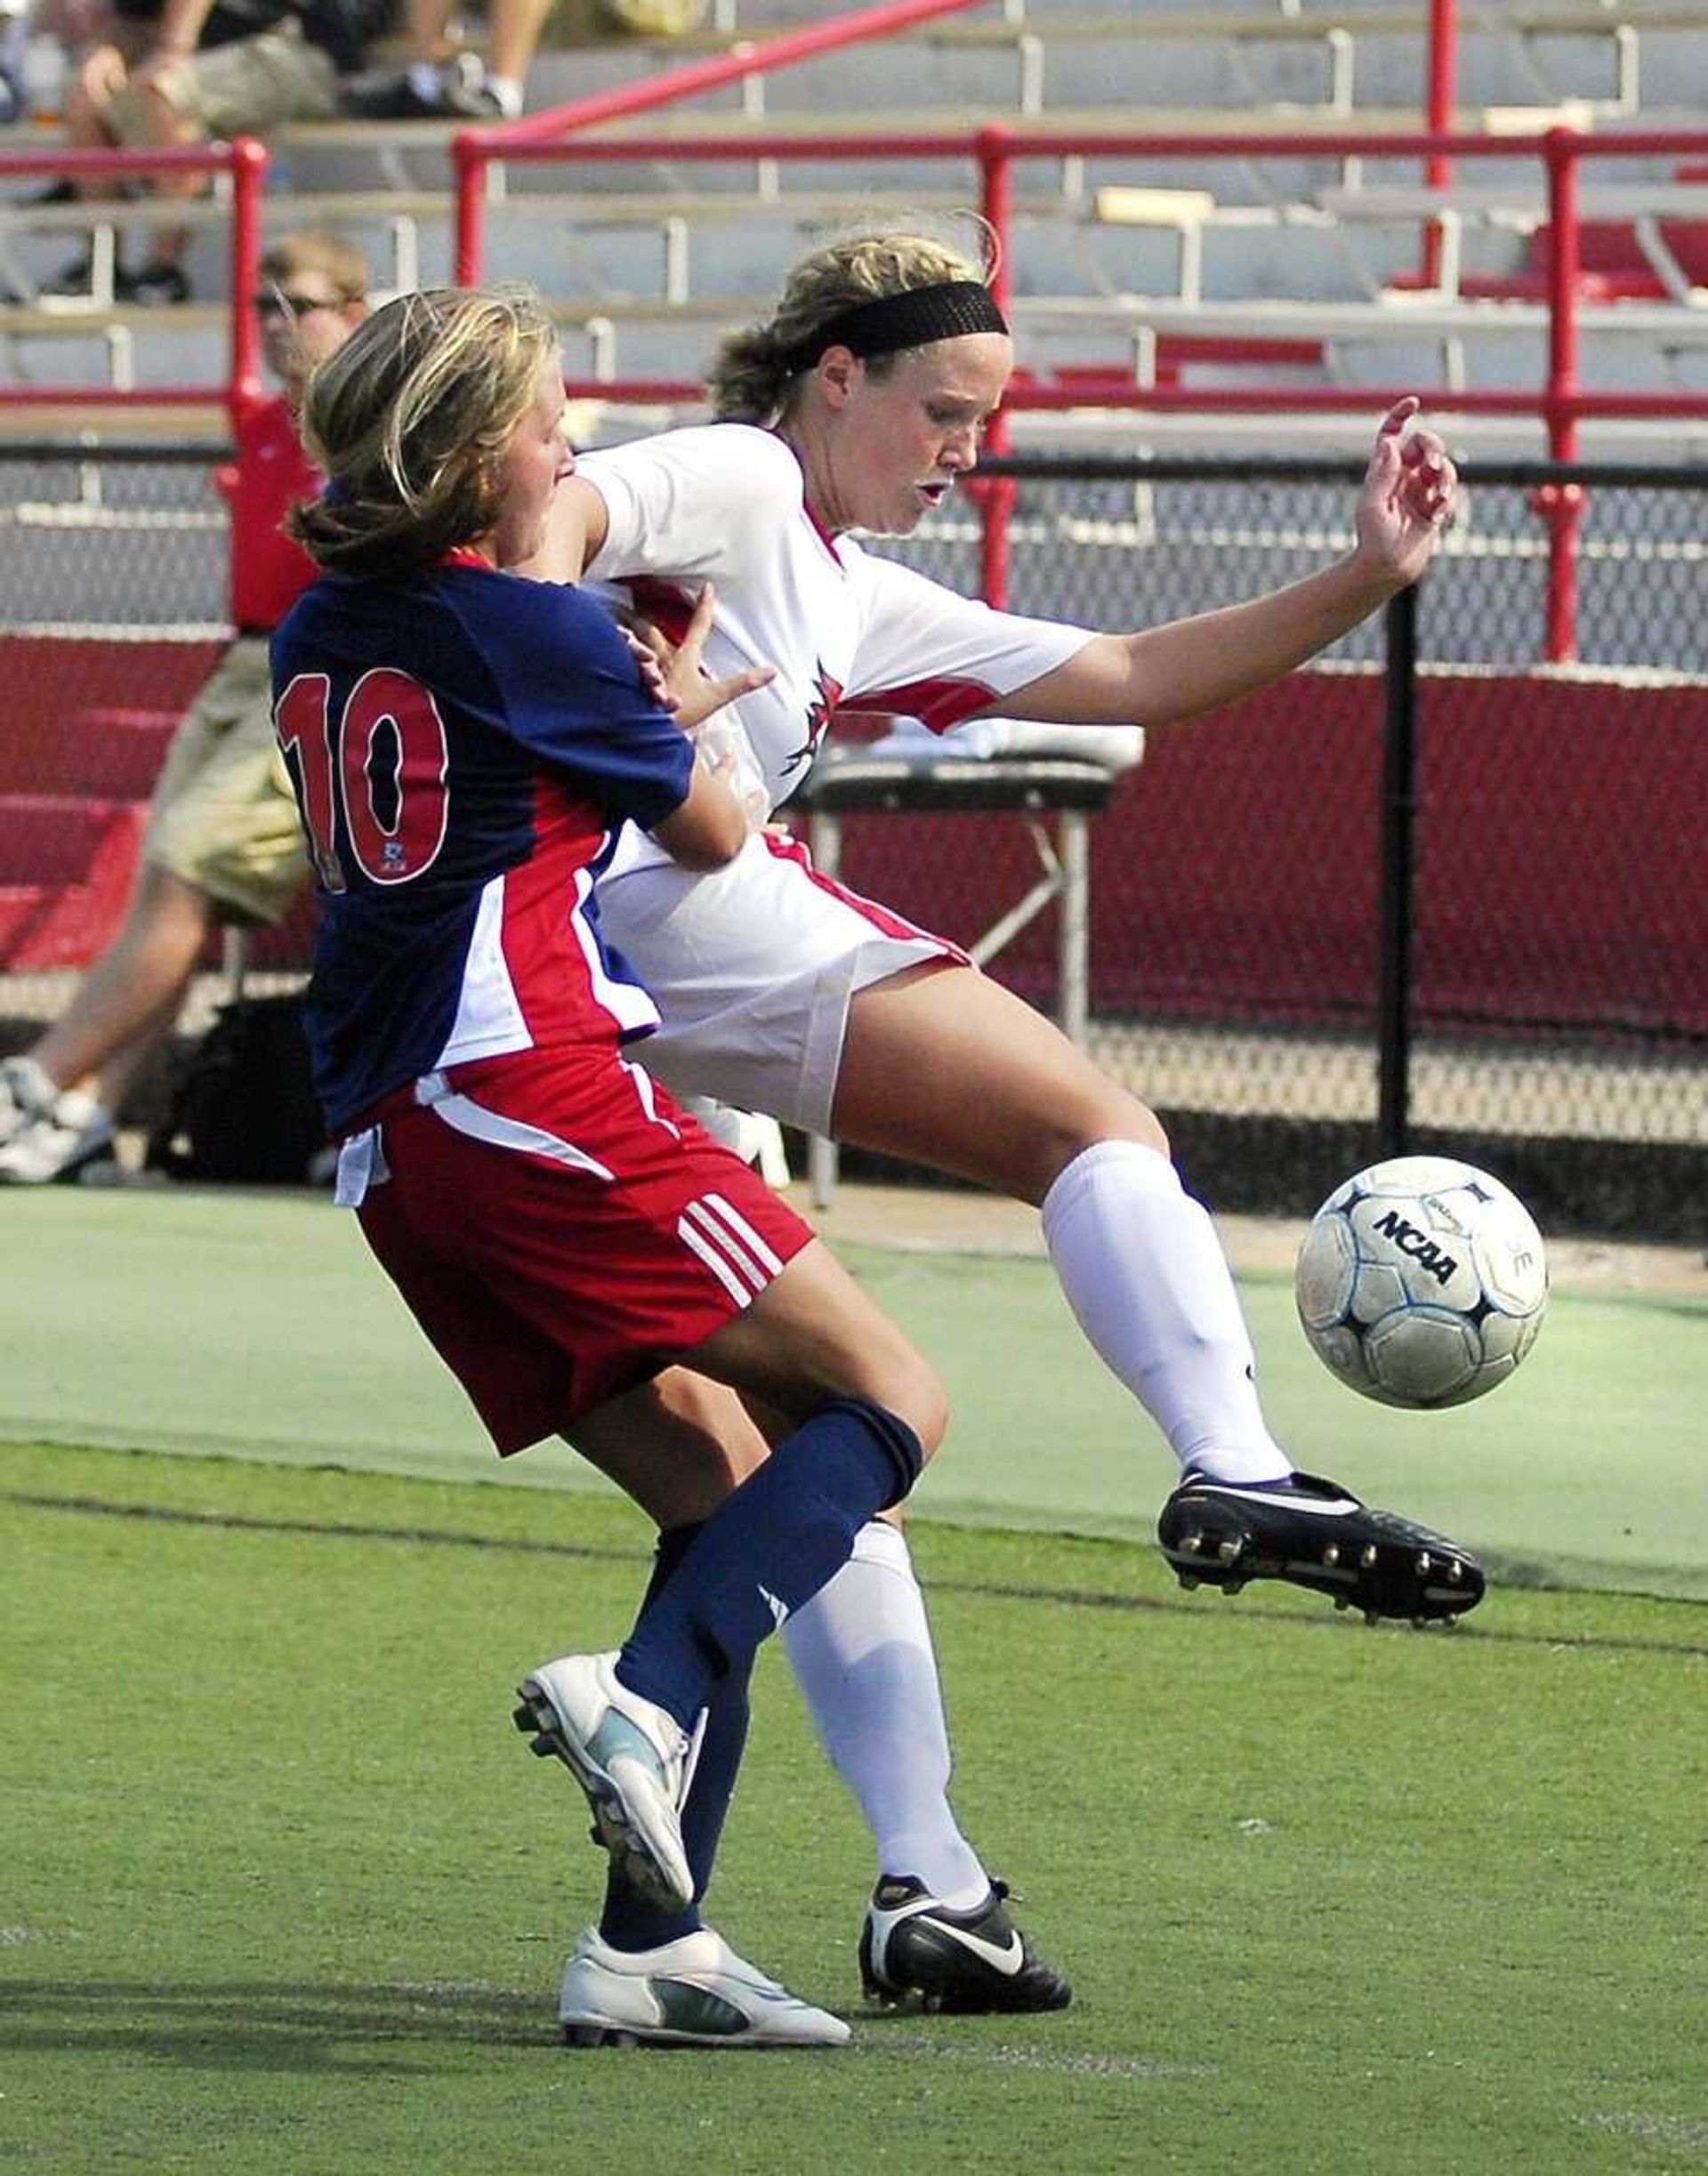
left=4, top=0, right=1708, bottom=439
left=3, top=0, right=1706, bottom=1159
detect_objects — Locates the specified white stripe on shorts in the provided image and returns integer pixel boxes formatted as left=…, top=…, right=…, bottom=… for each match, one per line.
left=676, top=1212, right=758, bottom=1305
left=687, top=1193, right=786, bottom=1287
left=620, top=1057, right=681, bottom=1139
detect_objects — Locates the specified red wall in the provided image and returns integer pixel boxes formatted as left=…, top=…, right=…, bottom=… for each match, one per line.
left=826, top=665, right=1708, bottom=1040
left=4, top=637, right=1704, bottom=1038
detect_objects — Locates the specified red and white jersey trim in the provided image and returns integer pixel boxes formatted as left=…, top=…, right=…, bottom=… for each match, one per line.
left=439, top=871, right=530, bottom=1062
left=438, top=848, right=660, bottom=1075
left=430, top=1088, right=616, bottom=1181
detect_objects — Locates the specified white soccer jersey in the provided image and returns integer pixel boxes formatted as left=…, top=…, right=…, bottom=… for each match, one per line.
left=579, top=423, right=1092, bottom=818
left=574, top=423, right=1099, bottom=1133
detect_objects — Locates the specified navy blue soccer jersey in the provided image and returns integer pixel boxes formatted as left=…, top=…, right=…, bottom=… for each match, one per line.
left=270, top=556, right=696, bottom=1133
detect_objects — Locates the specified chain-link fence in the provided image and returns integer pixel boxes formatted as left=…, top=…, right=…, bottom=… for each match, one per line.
left=0, top=442, right=296, bottom=1108
left=858, top=455, right=1707, bottom=1239
left=2, top=441, right=1702, bottom=1237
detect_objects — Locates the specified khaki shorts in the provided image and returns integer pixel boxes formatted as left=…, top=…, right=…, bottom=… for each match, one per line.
left=109, top=23, right=338, bottom=141
left=141, top=635, right=308, bottom=927
left=548, top=0, right=708, bottom=39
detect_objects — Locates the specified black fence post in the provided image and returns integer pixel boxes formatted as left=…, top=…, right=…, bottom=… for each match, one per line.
left=1378, top=582, right=1419, bottom=1161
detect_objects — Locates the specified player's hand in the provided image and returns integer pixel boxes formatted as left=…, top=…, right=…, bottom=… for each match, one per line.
left=615, top=620, right=674, bottom=708
left=659, top=582, right=777, bottom=732
left=1352, top=398, right=1457, bottom=592
left=618, top=584, right=774, bottom=826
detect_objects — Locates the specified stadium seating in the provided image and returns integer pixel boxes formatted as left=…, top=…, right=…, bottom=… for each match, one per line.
left=2, top=0, right=1703, bottom=1182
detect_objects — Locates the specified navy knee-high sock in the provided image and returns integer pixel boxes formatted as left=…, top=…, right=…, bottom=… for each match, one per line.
left=616, top=1395, right=922, bottom=1733
left=600, top=1522, right=749, bottom=1954
left=600, top=1523, right=748, bottom=1949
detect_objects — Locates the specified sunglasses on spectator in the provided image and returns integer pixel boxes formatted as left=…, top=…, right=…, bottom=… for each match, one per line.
left=254, top=288, right=350, bottom=318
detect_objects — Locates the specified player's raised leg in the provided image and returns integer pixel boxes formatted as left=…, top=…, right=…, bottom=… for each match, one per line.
left=833, top=960, right=1485, bottom=1624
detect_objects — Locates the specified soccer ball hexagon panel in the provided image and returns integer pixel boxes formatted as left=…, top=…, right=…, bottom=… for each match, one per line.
left=1294, top=1155, right=1549, bottom=1409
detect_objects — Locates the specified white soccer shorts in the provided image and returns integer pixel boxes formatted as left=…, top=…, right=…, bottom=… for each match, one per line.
left=599, top=826, right=962, bottom=1137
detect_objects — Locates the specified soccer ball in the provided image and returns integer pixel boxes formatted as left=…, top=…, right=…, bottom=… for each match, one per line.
left=1294, top=1156, right=1548, bottom=1408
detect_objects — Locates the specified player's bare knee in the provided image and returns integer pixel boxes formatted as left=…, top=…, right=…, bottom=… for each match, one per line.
left=871, top=1352, right=948, bottom=1464
left=1045, top=1090, right=1169, bottom=1181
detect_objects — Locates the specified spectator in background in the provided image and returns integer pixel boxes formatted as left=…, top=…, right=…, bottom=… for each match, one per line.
left=0, top=231, right=370, bottom=1183
left=341, top=0, right=704, bottom=121
left=0, top=0, right=29, bottom=121
left=43, top=0, right=387, bottom=302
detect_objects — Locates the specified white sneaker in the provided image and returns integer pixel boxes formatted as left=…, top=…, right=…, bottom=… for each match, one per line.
left=559, top=1926, right=850, bottom=2048
left=0, top=1054, right=56, bottom=1147
left=0, top=1086, right=116, bottom=1183
left=513, top=1652, right=697, bottom=1912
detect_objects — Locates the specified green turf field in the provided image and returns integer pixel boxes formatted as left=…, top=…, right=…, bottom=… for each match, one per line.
left=4, top=1446, right=1704, bottom=2175
left=3, top=1188, right=1704, bottom=1596
left=3, top=1187, right=1704, bottom=2172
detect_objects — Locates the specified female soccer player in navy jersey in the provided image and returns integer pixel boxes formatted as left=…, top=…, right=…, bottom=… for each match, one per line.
left=271, top=285, right=955, bottom=2047
left=521, top=223, right=1485, bottom=2014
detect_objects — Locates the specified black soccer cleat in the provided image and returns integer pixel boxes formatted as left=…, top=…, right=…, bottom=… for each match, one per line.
left=859, top=1876, right=1072, bottom=2014
left=1157, top=1470, right=1485, bottom=1626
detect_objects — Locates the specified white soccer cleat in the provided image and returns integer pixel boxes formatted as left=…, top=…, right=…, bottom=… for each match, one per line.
left=0, top=1054, right=59, bottom=1148
left=558, top=1926, right=850, bottom=2048
left=0, top=1084, right=115, bottom=1184
left=512, top=1651, right=697, bottom=1912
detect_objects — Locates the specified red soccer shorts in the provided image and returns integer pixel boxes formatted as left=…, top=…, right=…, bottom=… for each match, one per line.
left=350, top=1044, right=815, bottom=1453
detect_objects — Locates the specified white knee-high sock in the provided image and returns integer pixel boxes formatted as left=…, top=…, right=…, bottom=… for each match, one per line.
left=781, top=1520, right=987, bottom=1902
left=1042, top=1139, right=1293, bottom=1485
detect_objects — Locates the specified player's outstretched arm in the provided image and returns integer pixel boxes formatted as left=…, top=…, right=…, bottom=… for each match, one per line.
left=990, top=398, right=1457, bottom=732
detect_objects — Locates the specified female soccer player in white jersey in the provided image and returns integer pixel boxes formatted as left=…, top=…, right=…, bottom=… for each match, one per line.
left=274, top=285, right=960, bottom=2047
left=523, top=223, right=1486, bottom=2015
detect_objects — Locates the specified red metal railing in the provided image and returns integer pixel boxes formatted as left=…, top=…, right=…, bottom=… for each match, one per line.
left=0, top=6, right=1698, bottom=662
left=452, top=117, right=1708, bottom=657
left=1422, top=0, right=1457, bottom=289
left=451, top=0, right=989, bottom=279
left=0, top=136, right=270, bottom=423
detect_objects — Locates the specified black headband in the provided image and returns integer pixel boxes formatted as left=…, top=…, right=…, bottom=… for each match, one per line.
left=781, top=279, right=1008, bottom=376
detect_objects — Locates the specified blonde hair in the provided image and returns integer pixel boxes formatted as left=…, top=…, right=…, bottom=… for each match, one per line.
left=290, top=286, right=557, bottom=579
left=707, top=222, right=996, bottom=424
left=262, top=229, right=370, bottom=304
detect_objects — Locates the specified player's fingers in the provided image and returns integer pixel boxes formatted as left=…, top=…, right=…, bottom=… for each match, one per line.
left=616, top=623, right=670, bottom=675
left=675, top=581, right=719, bottom=668
left=1428, top=452, right=1460, bottom=522
left=613, top=607, right=672, bottom=662
left=615, top=624, right=679, bottom=710
left=702, top=665, right=776, bottom=709
left=1399, top=431, right=1457, bottom=518
left=1365, top=400, right=1417, bottom=488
